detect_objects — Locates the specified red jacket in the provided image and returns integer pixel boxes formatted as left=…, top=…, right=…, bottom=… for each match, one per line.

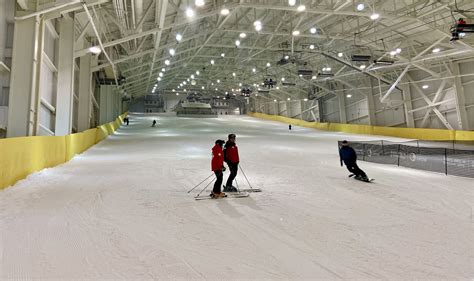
left=224, top=141, right=239, bottom=164
left=211, top=144, right=224, bottom=171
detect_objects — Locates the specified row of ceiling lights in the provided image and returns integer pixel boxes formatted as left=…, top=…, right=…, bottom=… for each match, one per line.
left=153, top=1, right=444, bottom=94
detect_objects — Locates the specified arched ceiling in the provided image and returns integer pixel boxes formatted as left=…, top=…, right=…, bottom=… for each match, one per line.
left=66, top=0, right=474, bottom=99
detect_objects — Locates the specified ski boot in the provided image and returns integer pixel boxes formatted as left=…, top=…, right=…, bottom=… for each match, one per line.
left=211, top=192, right=226, bottom=198
left=223, top=185, right=238, bottom=192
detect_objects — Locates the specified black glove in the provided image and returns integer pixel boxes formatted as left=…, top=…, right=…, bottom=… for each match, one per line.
left=222, top=166, right=226, bottom=172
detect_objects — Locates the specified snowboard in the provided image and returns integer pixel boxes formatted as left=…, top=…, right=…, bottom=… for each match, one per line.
left=349, top=174, right=374, bottom=182
left=194, top=191, right=249, bottom=200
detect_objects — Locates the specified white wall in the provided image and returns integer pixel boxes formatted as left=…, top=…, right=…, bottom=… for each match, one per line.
left=99, top=85, right=120, bottom=124
left=322, top=96, right=340, bottom=122
left=0, top=0, right=14, bottom=137
left=163, top=94, right=186, bottom=112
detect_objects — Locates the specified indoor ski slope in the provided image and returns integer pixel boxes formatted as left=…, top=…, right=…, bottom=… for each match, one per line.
left=1, top=113, right=473, bottom=280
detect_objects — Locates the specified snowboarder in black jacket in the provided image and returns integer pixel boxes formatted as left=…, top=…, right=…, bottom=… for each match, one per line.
left=339, top=140, right=368, bottom=181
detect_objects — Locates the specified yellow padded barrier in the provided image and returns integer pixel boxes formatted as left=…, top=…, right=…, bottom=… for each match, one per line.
left=0, top=112, right=128, bottom=190
left=455, top=130, right=474, bottom=141
left=0, top=136, right=67, bottom=189
left=249, top=112, right=473, bottom=141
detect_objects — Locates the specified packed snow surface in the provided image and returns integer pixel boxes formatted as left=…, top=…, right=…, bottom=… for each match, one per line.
left=1, top=113, right=473, bottom=280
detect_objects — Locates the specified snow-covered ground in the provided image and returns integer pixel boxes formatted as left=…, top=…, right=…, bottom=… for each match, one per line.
left=1, top=113, right=473, bottom=280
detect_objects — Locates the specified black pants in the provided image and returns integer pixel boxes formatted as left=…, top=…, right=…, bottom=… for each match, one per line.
left=345, top=162, right=367, bottom=178
left=213, top=170, right=223, bottom=193
left=225, top=163, right=238, bottom=187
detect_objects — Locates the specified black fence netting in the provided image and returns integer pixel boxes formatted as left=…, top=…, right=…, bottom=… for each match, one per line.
left=338, top=140, right=474, bottom=178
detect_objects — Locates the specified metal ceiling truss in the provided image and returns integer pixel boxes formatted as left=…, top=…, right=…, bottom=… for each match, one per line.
left=57, top=0, right=474, bottom=128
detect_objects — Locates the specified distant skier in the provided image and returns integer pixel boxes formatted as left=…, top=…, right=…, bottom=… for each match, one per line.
left=339, top=140, right=369, bottom=182
left=223, top=133, right=239, bottom=192
left=123, top=117, right=129, bottom=125
left=152, top=120, right=157, bottom=127
left=289, top=124, right=292, bottom=130
left=211, top=139, right=227, bottom=198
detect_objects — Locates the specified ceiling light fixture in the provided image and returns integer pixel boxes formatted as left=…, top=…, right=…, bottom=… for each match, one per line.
left=356, top=3, right=365, bottom=11
left=338, top=52, right=343, bottom=57
left=195, top=0, right=205, bottom=7
left=297, top=5, right=306, bottom=12
left=235, top=40, right=240, bottom=46
left=221, top=53, right=225, bottom=57
left=309, top=44, right=314, bottom=50
left=266, top=62, right=271, bottom=67
left=292, top=30, right=300, bottom=36
left=346, top=94, right=352, bottom=98
left=89, top=46, right=101, bottom=54
left=432, top=48, right=441, bottom=53
left=176, top=33, right=182, bottom=42
left=310, top=27, right=317, bottom=34
left=370, top=13, right=380, bottom=20
left=169, top=49, right=175, bottom=56
left=422, top=85, right=429, bottom=89
left=210, top=59, right=215, bottom=64
left=288, top=0, right=296, bottom=6
left=220, top=8, right=229, bottom=15
left=164, top=59, right=170, bottom=65
left=239, top=32, right=246, bottom=38
left=185, top=8, right=195, bottom=17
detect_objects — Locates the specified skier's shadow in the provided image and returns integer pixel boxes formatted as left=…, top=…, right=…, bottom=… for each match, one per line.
left=233, top=196, right=262, bottom=211
left=216, top=200, right=244, bottom=218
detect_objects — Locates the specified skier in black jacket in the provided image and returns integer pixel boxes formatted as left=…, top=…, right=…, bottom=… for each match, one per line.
left=339, top=140, right=369, bottom=181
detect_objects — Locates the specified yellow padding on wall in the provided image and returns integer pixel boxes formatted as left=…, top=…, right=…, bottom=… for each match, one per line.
left=0, top=136, right=66, bottom=189
left=0, top=112, right=128, bottom=190
left=249, top=112, right=473, bottom=141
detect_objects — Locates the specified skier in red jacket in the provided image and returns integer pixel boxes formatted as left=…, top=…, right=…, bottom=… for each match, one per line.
left=211, top=139, right=226, bottom=197
left=223, top=133, right=239, bottom=192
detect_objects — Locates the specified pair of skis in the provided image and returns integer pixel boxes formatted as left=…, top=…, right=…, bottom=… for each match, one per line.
left=194, top=191, right=250, bottom=200
left=194, top=186, right=262, bottom=200
left=192, top=165, right=261, bottom=200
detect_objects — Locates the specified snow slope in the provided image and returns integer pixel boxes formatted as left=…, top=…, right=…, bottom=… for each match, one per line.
left=1, top=113, right=473, bottom=280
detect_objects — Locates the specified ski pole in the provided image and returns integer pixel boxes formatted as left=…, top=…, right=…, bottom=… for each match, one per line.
left=234, top=178, right=241, bottom=193
left=195, top=177, right=216, bottom=197
left=238, top=165, right=255, bottom=191
left=187, top=173, right=214, bottom=193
